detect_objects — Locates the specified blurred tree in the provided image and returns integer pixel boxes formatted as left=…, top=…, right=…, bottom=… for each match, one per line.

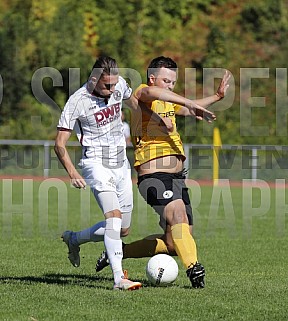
left=0, top=0, right=98, bottom=139
left=241, top=0, right=288, bottom=42
left=0, top=0, right=287, bottom=145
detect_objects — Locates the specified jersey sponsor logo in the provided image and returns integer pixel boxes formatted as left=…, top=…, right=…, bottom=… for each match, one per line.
left=113, top=90, right=122, bottom=101
left=163, top=190, right=173, bottom=199
left=158, top=110, right=175, bottom=117
left=94, top=103, right=121, bottom=127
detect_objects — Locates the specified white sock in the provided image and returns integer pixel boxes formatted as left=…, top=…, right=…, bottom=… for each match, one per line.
left=75, top=221, right=106, bottom=245
left=104, top=217, right=124, bottom=284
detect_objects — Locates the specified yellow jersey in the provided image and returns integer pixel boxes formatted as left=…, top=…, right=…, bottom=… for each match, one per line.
left=131, top=84, right=185, bottom=168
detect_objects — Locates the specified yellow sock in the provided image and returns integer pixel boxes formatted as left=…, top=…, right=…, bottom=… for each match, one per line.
left=123, top=238, right=169, bottom=259
left=171, top=223, right=198, bottom=269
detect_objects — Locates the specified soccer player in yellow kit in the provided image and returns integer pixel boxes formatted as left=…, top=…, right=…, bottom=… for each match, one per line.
left=96, top=56, right=230, bottom=288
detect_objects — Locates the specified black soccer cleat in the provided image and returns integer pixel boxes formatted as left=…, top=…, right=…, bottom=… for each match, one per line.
left=95, top=251, right=109, bottom=272
left=186, top=262, right=205, bottom=288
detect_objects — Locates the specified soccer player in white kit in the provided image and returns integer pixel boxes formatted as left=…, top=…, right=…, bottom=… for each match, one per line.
left=54, top=56, right=141, bottom=290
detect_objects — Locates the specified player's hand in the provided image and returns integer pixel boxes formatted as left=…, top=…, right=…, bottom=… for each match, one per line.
left=189, top=103, right=216, bottom=123
left=216, top=70, right=231, bottom=99
left=70, top=175, right=86, bottom=189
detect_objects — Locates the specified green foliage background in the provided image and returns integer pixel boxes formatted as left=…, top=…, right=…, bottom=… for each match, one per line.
left=0, top=0, right=287, bottom=144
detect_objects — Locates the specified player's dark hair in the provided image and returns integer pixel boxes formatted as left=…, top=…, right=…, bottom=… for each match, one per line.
left=91, top=56, right=119, bottom=78
left=147, top=56, right=177, bottom=82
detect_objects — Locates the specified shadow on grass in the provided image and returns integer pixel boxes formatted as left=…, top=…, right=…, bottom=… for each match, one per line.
left=0, top=273, right=153, bottom=289
left=0, top=273, right=114, bottom=289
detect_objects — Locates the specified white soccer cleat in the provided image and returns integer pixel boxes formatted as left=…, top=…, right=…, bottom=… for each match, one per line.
left=61, top=231, right=80, bottom=267
left=113, top=278, right=142, bottom=291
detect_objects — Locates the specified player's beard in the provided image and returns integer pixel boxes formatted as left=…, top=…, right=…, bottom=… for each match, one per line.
left=92, top=89, right=111, bottom=99
left=87, top=81, right=111, bottom=99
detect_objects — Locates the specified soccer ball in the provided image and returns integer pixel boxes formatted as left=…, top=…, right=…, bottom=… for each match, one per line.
left=146, top=254, right=178, bottom=286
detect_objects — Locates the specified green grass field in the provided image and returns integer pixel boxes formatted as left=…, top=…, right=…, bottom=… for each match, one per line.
left=0, top=178, right=287, bottom=321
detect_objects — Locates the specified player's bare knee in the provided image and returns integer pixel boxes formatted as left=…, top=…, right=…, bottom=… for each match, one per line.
left=173, top=211, right=188, bottom=223
left=165, top=200, right=188, bottom=225
left=105, top=209, right=122, bottom=219
left=169, top=210, right=188, bottom=225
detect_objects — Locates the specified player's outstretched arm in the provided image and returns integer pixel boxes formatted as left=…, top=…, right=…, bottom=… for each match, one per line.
left=135, top=86, right=216, bottom=123
left=192, top=70, right=231, bottom=107
left=175, top=70, right=231, bottom=118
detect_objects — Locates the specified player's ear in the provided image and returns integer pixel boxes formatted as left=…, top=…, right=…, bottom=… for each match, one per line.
left=90, top=76, right=98, bottom=85
left=87, top=76, right=98, bottom=92
left=149, top=74, right=156, bottom=85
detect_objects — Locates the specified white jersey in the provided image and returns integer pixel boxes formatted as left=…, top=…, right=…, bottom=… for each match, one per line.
left=57, top=76, right=132, bottom=163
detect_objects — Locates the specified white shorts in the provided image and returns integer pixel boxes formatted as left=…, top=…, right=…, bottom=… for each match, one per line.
left=80, top=158, right=133, bottom=219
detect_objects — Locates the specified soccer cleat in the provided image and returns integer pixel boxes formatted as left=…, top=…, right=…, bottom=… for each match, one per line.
left=95, top=251, right=109, bottom=272
left=186, top=262, right=205, bottom=288
left=61, top=230, right=80, bottom=267
left=113, top=278, right=142, bottom=291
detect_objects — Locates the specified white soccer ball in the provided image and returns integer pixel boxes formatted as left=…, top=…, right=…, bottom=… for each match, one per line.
left=146, top=254, right=178, bottom=286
